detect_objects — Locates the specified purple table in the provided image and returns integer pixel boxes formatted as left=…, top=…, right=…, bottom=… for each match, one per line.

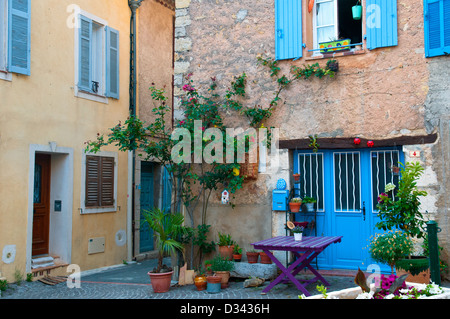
left=252, top=236, right=343, bottom=296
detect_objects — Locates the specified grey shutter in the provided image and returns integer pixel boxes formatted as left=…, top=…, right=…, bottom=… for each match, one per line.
left=105, top=26, right=119, bottom=99
left=8, top=0, right=31, bottom=75
left=79, top=15, right=92, bottom=92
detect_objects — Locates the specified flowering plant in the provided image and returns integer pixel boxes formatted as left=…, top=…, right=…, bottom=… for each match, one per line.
left=375, top=162, right=428, bottom=239
left=368, top=230, right=413, bottom=274
left=292, top=226, right=304, bottom=234
left=290, top=197, right=302, bottom=203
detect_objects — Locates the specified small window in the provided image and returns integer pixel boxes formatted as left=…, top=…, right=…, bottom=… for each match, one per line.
left=82, top=152, right=118, bottom=214
left=76, top=12, right=119, bottom=99
left=313, top=0, right=362, bottom=55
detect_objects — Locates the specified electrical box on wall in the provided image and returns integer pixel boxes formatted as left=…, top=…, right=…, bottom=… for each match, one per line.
left=272, top=190, right=289, bottom=211
left=88, top=237, right=105, bottom=254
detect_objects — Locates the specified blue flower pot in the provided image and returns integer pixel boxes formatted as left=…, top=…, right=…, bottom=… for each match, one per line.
left=206, top=282, right=221, bottom=294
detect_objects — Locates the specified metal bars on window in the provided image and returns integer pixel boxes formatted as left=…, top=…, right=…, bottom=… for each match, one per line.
left=297, top=153, right=324, bottom=211
left=370, top=150, right=400, bottom=211
left=333, top=152, right=361, bottom=212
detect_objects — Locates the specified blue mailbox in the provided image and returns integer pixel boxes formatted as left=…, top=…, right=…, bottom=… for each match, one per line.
left=272, top=189, right=289, bottom=211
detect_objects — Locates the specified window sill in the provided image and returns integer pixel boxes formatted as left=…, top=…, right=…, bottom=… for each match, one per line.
left=0, top=69, right=12, bottom=81
left=80, top=206, right=117, bottom=214
left=305, top=49, right=366, bottom=61
left=75, top=88, right=109, bottom=104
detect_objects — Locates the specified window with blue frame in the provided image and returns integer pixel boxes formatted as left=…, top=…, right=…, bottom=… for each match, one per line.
left=0, top=0, right=31, bottom=76
left=424, top=0, right=450, bottom=57
left=77, top=13, right=120, bottom=99
left=274, top=0, right=398, bottom=60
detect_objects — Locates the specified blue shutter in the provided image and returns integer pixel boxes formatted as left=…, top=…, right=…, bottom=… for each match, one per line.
left=366, top=0, right=398, bottom=50
left=275, top=0, right=302, bottom=60
left=78, top=15, right=92, bottom=92
left=424, top=0, right=450, bottom=57
left=7, top=0, right=31, bottom=75
left=162, top=167, right=172, bottom=214
left=105, top=26, right=119, bottom=99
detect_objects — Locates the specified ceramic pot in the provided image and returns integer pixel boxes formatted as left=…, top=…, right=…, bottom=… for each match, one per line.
left=206, top=275, right=222, bottom=294
left=233, top=254, right=242, bottom=262
left=289, top=202, right=302, bottom=212
left=246, top=252, right=259, bottom=264
left=148, top=271, right=173, bottom=293
left=294, top=233, right=303, bottom=241
left=218, top=245, right=234, bottom=261
left=305, top=203, right=315, bottom=212
left=259, top=252, right=272, bottom=264
left=194, top=275, right=207, bottom=291
left=215, top=271, right=230, bottom=289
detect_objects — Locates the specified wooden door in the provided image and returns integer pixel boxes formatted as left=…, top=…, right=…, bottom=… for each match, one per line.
left=32, top=154, right=51, bottom=256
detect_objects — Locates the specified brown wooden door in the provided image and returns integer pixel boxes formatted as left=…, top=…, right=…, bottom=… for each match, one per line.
left=32, top=154, right=51, bottom=256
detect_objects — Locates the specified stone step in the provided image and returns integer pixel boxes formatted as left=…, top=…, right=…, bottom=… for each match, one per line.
left=31, top=256, right=55, bottom=269
left=230, top=262, right=278, bottom=280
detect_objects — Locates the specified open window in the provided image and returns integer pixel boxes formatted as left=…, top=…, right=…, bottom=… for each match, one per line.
left=275, top=0, right=398, bottom=60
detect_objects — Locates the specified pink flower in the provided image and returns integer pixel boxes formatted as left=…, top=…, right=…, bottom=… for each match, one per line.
left=179, top=120, right=185, bottom=125
left=182, top=84, right=195, bottom=92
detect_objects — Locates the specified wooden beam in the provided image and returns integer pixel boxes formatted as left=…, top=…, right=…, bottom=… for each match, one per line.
left=278, top=133, right=438, bottom=150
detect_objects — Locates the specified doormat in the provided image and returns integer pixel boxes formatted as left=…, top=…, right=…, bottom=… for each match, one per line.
left=38, top=276, right=68, bottom=286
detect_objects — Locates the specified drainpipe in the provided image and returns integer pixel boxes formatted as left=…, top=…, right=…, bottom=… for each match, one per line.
left=127, top=0, right=143, bottom=262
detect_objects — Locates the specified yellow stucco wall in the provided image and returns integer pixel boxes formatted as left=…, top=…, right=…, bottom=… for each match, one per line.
left=0, top=0, right=131, bottom=281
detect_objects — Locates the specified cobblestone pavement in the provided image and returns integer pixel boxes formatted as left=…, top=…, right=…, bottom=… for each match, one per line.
left=1, top=258, right=448, bottom=300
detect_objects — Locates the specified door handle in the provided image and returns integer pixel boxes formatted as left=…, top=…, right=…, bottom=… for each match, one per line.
left=362, top=201, right=366, bottom=221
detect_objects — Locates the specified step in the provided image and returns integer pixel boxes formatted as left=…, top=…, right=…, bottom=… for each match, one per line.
left=31, top=256, right=55, bottom=269
left=230, top=262, right=278, bottom=280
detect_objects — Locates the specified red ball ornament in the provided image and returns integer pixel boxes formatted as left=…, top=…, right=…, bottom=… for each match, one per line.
left=367, top=140, right=374, bottom=148
left=353, top=138, right=361, bottom=145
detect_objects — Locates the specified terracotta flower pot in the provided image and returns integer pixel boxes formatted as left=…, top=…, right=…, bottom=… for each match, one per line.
left=246, top=252, right=259, bottom=264
left=233, top=254, right=242, bottom=262
left=289, top=202, right=302, bottom=212
left=259, top=252, right=272, bottom=264
left=215, top=271, right=230, bottom=289
left=218, top=245, right=234, bottom=261
left=148, top=271, right=173, bottom=293
left=194, top=275, right=207, bottom=291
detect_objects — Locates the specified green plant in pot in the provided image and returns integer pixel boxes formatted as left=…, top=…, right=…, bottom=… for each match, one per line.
left=217, top=232, right=235, bottom=261
left=210, top=255, right=235, bottom=288
left=369, top=230, right=413, bottom=274
left=302, top=196, right=316, bottom=212
left=142, top=207, right=189, bottom=293
left=232, top=244, right=242, bottom=262
left=375, top=162, right=430, bottom=283
left=289, top=197, right=302, bottom=212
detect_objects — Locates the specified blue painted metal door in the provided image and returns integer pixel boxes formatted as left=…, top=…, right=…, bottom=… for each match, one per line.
left=294, top=148, right=403, bottom=272
left=140, top=162, right=154, bottom=253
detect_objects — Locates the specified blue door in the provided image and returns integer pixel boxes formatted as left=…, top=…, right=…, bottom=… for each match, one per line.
left=294, top=148, right=403, bottom=272
left=140, top=162, right=154, bottom=253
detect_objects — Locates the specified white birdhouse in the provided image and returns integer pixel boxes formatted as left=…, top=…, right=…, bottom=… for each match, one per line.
left=221, top=190, right=229, bottom=204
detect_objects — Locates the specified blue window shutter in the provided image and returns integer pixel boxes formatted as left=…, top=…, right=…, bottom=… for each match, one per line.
left=7, top=0, right=31, bottom=75
left=105, top=26, right=120, bottom=99
left=424, top=0, right=450, bottom=57
left=78, top=15, right=92, bottom=92
left=366, top=0, right=398, bottom=50
left=275, top=0, right=302, bottom=60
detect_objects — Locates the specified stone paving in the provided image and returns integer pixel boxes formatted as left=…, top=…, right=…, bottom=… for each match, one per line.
left=1, top=258, right=448, bottom=300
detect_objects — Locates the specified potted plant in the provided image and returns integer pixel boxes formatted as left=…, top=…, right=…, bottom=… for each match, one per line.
left=259, top=251, right=272, bottom=264
left=194, top=267, right=207, bottom=291
left=302, top=196, right=316, bottom=212
left=246, top=249, right=260, bottom=263
left=141, top=208, right=189, bottom=293
left=217, top=232, right=235, bottom=261
left=352, top=0, right=362, bottom=20
left=293, top=173, right=301, bottom=182
left=292, top=226, right=305, bottom=241
left=369, top=230, right=413, bottom=274
left=376, top=162, right=430, bottom=283
left=232, top=244, right=242, bottom=262
left=210, top=255, right=235, bottom=289
left=289, top=197, right=302, bottom=212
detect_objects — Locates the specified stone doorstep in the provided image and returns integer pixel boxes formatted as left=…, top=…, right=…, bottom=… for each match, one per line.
left=230, top=262, right=278, bottom=280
